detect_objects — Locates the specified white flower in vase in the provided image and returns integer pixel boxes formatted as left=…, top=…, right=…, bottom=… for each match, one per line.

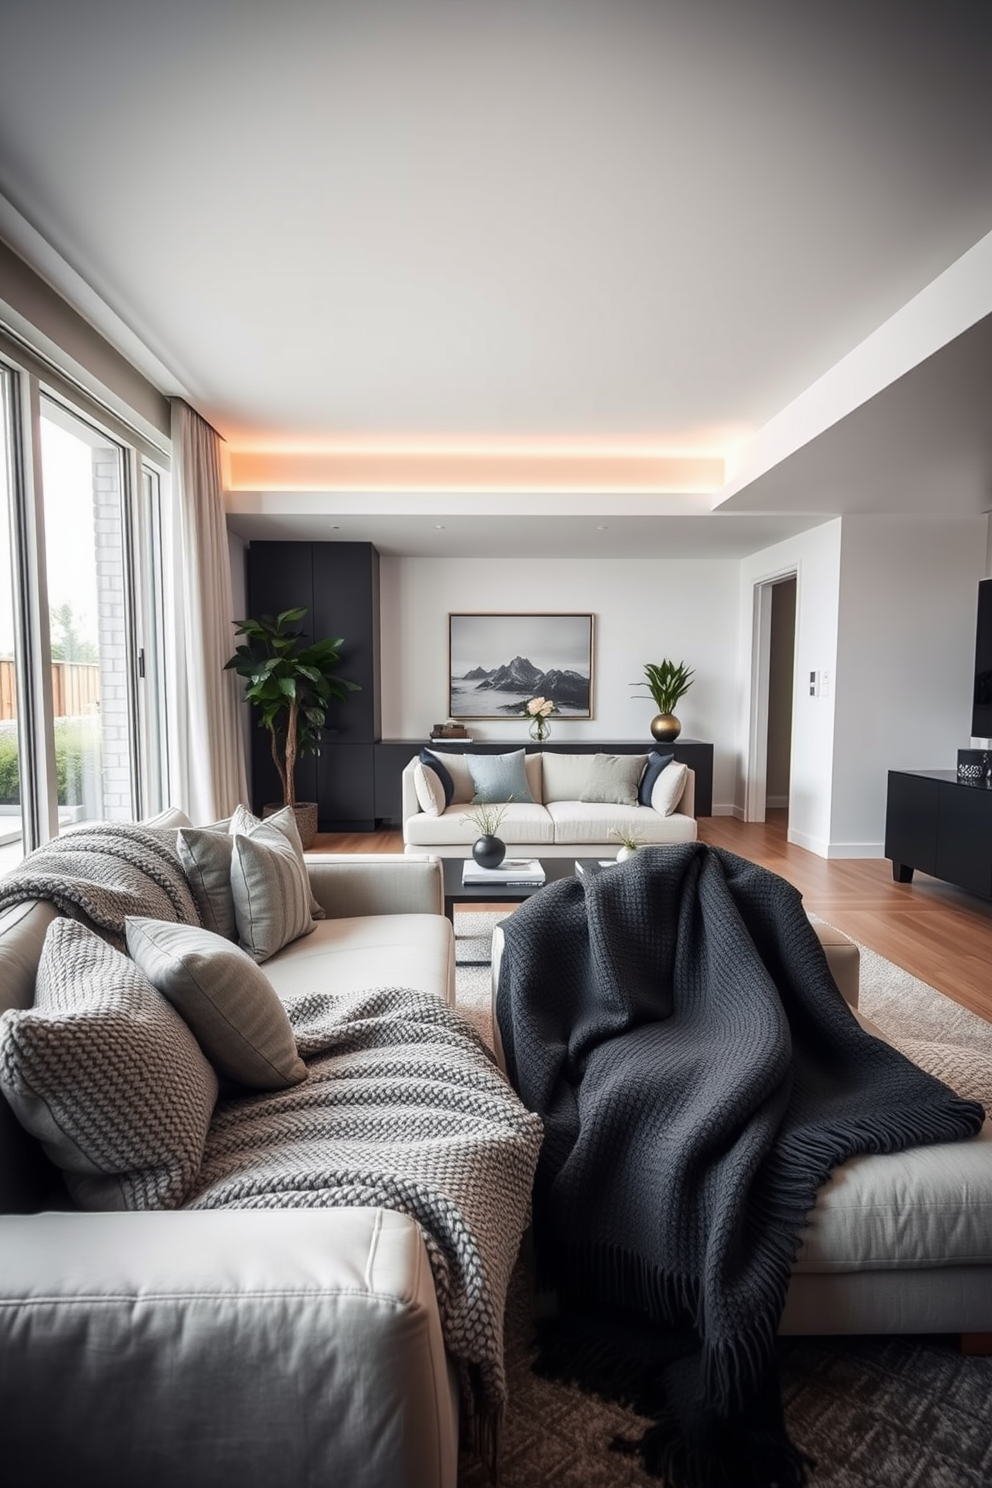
left=523, top=695, right=556, bottom=741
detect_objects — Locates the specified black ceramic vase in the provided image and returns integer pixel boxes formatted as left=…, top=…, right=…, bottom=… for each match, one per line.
left=472, top=834, right=506, bottom=869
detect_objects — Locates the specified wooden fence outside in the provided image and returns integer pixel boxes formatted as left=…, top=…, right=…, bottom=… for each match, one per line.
left=0, top=659, right=100, bottom=721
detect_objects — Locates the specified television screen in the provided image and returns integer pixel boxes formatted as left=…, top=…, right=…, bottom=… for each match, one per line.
left=972, top=579, right=992, bottom=739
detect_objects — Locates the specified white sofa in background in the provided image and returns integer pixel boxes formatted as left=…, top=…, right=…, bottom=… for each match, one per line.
left=0, top=835, right=463, bottom=1488
left=403, top=749, right=697, bottom=858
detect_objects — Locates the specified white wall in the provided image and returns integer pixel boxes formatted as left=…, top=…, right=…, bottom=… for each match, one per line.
left=830, top=515, right=987, bottom=855
left=738, top=521, right=842, bottom=853
left=379, top=556, right=741, bottom=811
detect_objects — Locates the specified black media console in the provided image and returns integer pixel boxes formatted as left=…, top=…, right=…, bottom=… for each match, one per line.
left=884, top=769, right=992, bottom=899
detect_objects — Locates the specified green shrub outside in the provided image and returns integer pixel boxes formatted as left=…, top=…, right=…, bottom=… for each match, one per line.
left=0, top=718, right=102, bottom=805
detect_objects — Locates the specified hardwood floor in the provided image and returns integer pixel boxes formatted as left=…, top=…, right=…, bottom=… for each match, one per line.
left=313, top=813, right=992, bottom=1026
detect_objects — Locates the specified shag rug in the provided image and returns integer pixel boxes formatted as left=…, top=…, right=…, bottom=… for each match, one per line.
left=453, top=912, right=992, bottom=1488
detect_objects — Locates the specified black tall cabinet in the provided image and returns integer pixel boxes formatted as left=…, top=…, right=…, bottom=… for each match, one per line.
left=245, top=542, right=380, bottom=830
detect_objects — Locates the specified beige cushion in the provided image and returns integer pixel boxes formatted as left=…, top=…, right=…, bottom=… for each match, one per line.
left=523, top=752, right=543, bottom=803
left=541, top=752, right=593, bottom=803
left=413, top=761, right=446, bottom=816
left=176, top=829, right=237, bottom=939
left=427, top=752, right=475, bottom=805
left=125, top=917, right=307, bottom=1090
left=0, top=918, right=217, bottom=1210
left=547, top=801, right=698, bottom=845
left=580, top=753, right=647, bottom=805
left=405, top=803, right=555, bottom=846
left=230, top=824, right=317, bottom=964
left=651, top=760, right=689, bottom=815
left=262, top=914, right=456, bottom=1008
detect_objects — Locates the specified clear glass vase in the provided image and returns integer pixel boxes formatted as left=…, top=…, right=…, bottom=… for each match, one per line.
left=529, top=717, right=551, bottom=742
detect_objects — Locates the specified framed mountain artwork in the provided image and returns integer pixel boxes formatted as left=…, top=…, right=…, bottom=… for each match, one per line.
left=448, top=613, right=594, bottom=720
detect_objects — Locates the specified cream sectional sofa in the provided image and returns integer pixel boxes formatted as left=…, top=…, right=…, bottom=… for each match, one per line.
left=492, top=917, right=992, bottom=1342
left=0, top=834, right=465, bottom=1488
left=403, top=748, right=697, bottom=857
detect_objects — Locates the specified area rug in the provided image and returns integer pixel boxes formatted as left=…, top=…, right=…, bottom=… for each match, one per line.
left=453, top=911, right=992, bottom=1488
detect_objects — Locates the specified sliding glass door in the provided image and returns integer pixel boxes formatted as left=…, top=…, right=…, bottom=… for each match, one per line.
left=39, top=399, right=134, bottom=825
left=0, top=367, right=24, bottom=866
left=0, top=340, right=170, bottom=861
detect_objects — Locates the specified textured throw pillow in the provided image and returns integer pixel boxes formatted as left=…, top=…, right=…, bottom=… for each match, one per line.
left=419, top=749, right=455, bottom=807
left=0, top=918, right=217, bottom=1211
left=580, top=753, right=647, bottom=805
left=468, top=750, right=535, bottom=805
left=176, top=829, right=237, bottom=939
left=651, top=760, right=689, bottom=816
left=638, top=750, right=675, bottom=807
left=413, top=760, right=447, bottom=816
left=125, top=918, right=307, bottom=1090
left=229, top=804, right=325, bottom=921
left=229, top=823, right=316, bottom=963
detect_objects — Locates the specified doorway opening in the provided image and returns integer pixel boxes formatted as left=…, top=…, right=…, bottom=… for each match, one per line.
left=746, top=572, right=797, bottom=824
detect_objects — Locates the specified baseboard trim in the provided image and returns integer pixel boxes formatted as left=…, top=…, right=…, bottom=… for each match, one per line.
left=766, top=795, right=789, bottom=809
left=787, top=826, right=884, bottom=859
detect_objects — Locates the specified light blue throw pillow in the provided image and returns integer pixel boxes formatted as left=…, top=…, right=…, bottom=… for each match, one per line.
left=468, top=750, right=534, bottom=804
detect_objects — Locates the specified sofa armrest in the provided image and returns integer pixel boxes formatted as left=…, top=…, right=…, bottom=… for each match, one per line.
left=305, top=854, right=444, bottom=918
left=0, top=1207, right=457, bottom=1488
left=402, top=758, right=421, bottom=839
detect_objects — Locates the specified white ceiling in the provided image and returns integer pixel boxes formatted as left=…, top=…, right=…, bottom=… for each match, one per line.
left=1, top=0, right=991, bottom=556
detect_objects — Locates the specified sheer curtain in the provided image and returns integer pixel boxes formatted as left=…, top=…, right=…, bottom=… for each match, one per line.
left=168, top=400, right=248, bottom=822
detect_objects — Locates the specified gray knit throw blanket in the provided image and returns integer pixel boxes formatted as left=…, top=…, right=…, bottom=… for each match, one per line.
left=0, top=823, right=200, bottom=948
left=495, top=845, right=986, bottom=1488
left=189, top=985, right=545, bottom=1472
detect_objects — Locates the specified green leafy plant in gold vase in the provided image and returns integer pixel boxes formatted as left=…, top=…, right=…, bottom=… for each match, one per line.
left=632, top=659, right=694, bottom=743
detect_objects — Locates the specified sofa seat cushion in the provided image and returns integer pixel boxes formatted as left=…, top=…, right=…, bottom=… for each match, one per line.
left=405, top=803, right=554, bottom=847
left=547, top=801, right=697, bottom=845
left=795, top=1115, right=992, bottom=1272
left=794, top=1006, right=992, bottom=1273
left=261, top=914, right=456, bottom=1007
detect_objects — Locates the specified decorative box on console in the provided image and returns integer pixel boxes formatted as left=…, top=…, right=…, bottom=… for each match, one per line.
left=956, top=748, right=992, bottom=785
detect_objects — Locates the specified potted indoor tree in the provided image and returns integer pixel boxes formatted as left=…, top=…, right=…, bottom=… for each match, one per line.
left=632, top=659, right=695, bottom=742
left=225, top=607, right=360, bottom=847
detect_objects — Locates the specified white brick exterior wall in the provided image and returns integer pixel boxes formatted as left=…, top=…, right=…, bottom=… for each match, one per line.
left=91, top=447, right=132, bottom=820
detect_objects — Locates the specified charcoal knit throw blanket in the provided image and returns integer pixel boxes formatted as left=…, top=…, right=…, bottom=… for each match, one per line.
left=495, top=845, right=986, bottom=1488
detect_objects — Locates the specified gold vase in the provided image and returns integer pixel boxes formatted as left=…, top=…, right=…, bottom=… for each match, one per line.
left=650, top=712, right=681, bottom=743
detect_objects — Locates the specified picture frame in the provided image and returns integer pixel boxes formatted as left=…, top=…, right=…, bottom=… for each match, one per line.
left=448, top=613, right=594, bottom=720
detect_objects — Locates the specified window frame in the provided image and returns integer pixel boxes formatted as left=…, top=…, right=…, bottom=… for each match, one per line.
left=0, top=327, right=170, bottom=852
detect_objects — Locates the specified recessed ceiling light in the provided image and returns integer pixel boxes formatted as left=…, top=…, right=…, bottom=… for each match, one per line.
left=434, top=524, right=446, bottom=529
left=596, top=524, right=609, bottom=530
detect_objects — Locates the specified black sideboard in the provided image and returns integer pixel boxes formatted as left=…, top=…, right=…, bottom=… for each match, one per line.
left=884, top=768, right=992, bottom=898
left=374, top=738, right=714, bottom=823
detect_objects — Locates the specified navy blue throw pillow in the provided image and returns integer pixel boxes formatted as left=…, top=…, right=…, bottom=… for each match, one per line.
left=419, top=749, right=455, bottom=808
left=638, top=750, right=674, bottom=806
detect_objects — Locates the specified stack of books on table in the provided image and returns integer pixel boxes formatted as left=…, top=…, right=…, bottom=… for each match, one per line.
left=461, top=859, right=546, bottom=886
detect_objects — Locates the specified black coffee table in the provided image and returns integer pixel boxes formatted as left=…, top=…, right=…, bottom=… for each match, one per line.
left=442, top=855, right=603, bottom=921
